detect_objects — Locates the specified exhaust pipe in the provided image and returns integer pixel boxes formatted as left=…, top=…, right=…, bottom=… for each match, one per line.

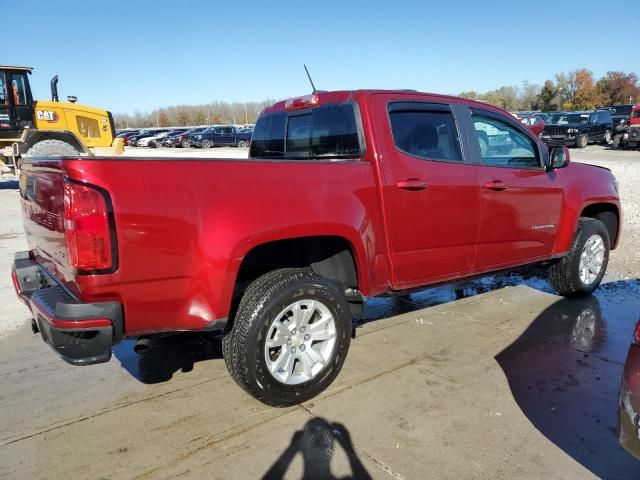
left=51, top=75, right=59, bottom=102
left=134, top=336, right=152, bottom=354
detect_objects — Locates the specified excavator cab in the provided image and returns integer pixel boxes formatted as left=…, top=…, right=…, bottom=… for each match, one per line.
left=0, top=66, right=123, bottom=177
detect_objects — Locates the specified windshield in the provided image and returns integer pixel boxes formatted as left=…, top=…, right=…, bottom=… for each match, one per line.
left=549, top=113, right=588, bottom=125
left=250, top=103, right=361, bottom=159
left=610, top=105, right=633, bottom=116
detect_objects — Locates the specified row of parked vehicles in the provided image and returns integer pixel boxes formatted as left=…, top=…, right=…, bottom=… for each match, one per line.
left=115, top=124, right=254, bottom=148
left=513, top=104, right=640, bottom=150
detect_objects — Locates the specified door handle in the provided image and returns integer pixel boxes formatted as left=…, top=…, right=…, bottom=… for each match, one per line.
left=484, top=180, right=508, bottom=191
left=397, top=179, right=429, bottom=191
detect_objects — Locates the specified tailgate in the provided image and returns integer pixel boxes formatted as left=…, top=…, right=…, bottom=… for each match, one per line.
left=19, top=159, right=116, bottom=296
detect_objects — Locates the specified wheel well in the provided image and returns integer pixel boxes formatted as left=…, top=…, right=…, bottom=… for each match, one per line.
left=21, top=130, right=88, bottom=155
left=229, top=236, right=361, bottom=326
left=580, top=203, right=619, bottom=247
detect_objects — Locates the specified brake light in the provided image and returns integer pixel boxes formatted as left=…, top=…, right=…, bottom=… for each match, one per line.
left=285, top=94, right=319, bottom=110
left=63, top=182, right=114, bottom=271
left=634, top=320, right=640, bottom=345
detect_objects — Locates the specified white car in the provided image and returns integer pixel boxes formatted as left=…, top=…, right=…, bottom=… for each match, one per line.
left=137, top=131, right=175, bottom=147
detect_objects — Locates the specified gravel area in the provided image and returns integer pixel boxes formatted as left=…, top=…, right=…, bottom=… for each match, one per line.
left=570, top=145, right=640, bottom=282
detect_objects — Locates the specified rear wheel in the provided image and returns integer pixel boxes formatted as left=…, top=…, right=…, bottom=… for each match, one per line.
left=223, top=269, right=352, bottom=406
left=612, top=134, right=622, bottom=150
left=548, top=218, right=610, bottom=297
left=237, top=139, right=249, bottom=148
left=602, top=130, right=612, bottom=145
left=24, top=139, right=80, bottom=157
left=576, top=134, right=588, bottom=148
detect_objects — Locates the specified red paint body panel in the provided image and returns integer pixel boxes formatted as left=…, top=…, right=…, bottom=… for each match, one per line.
left=17, top=90, right=622, bottom=338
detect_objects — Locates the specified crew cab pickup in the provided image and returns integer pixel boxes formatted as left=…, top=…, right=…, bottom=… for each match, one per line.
left=12, top=90, right=621, bottom=406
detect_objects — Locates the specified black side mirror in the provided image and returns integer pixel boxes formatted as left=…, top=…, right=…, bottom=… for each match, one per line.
left=550, top=145, right=570, bottom=170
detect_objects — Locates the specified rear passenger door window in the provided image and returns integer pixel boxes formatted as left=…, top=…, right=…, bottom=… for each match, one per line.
left=389, top=105, right=462, bottom=162
left=471, top=113, right=539, bottom=169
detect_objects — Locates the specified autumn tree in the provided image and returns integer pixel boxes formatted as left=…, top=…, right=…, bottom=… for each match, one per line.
left=597, top=71, right=640, bottom=105
left=157, top=110, right=170, bottom=127
left=176, top=109, right=190, bottom=126
left=193, top=110, right=207, bottom=125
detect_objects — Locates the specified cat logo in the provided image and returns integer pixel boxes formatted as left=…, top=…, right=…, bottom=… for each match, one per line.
left=36, top=110, right=58, bottom=122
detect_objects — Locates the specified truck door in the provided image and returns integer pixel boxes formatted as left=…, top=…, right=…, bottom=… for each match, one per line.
left=466, top=107, right=563, bottom=269
left=372, top=94, right=480, bottom=287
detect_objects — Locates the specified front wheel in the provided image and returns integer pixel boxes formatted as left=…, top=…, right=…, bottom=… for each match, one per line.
left=223, top=269, right=352, bottom=407
left=181, top=140, right=190, bottom=148
left=612, top=134, right=622, bottom=150
left=576, top=134, right=588, bottom=148
left=548, top=218, right=610, bottom=297
left=237, top=139, right=249, bottom=148
left=202, top=139, right=212, bottom=149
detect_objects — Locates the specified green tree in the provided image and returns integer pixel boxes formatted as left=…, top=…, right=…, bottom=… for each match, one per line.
left=537, top=80, right=558, bottom=111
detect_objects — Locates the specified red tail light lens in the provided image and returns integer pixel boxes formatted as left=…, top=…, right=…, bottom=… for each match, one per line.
left=63, top=182, right=114, bottom=271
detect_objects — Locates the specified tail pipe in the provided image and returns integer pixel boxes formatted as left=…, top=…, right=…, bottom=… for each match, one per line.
left=51, top=75, right=59, bottom=102
left=134, top=336, right=152, bottom=354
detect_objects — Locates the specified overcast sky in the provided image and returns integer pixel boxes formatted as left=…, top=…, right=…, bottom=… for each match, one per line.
left=6, top=0, right=639, bottom=114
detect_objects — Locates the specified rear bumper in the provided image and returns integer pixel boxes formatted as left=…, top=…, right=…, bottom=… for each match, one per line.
left=12, top=252, right=123, bottom=366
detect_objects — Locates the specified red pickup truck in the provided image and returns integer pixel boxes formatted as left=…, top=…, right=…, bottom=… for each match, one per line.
left=12, top=90, right=621, bottom=406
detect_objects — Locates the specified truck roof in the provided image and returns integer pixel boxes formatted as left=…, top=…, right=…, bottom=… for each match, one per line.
left=0, top=66, right=33, bottom=72
left=262, top=89, right=506, bottom=115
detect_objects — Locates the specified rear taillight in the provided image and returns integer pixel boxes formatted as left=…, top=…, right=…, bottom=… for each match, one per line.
left=63, top=181, right=114, bottom=272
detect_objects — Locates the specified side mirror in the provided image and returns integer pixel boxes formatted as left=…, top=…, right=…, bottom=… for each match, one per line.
left=550, top=145, right=570, bottom=169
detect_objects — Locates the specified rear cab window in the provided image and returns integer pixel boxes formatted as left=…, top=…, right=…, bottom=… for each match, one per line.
left=250, top=103, right=362, bottom=160
left=387, top=103, right=462, bottom=162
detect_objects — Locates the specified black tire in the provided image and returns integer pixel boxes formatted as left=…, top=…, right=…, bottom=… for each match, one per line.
left=223, top=268, right=352, bottom=407
left=612, top=134, right=622, bottom=150
left=181, top=140, right=190, bottom=148
left=237, top=139, right=248, bottom=148
left=24, top=139, right=80, bottom=157
left=202, top=139, right=212, bottom=149
left=548, top=218, right=610, bottom=298
left=576, top=134, right=588, bottom=148
left=602, top=130, right=612, bottom=145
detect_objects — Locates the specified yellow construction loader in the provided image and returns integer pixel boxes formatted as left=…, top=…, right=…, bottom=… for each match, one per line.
left=0, top=66, right=123, bottom=174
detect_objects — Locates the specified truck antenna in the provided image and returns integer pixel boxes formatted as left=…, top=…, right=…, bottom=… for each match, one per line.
left=304, top=64, right=317, bottom=94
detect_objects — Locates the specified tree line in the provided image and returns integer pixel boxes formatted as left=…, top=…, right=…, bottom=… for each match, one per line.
left=114, top=69, right=639, bottom=128
left=459, top=69, right=640, bottom=112
left=114, top=100, right=276, bottom=129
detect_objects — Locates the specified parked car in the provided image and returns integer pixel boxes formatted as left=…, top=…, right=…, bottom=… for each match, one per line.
left=13, top=89, right=620, bottom=406
left=518, top=114, right=545, bottom=137
left=128, top=130, right=165, bottom=147
left=611, top=105, right=640, bottom=150
left=618, top=320, right=640, bottom=460
left=162, top=128, right=207, bottom=148
left=116, top=130, right=141, bottom=146
left=541, top=110, right=613, bottom=148
left=138, top=130, right=183, bottom=148
left=191, top=125, right=252, bottom=148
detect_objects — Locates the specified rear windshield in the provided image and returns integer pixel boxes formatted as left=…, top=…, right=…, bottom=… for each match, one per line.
left=250, top=103, right=361, bottom=159
left=610, top=105, right=633, bottom=116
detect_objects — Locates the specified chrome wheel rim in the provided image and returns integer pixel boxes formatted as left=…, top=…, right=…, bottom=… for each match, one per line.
left=264, top=299, right=337, bottom=385
left=605, top=131, right=611, bottom=143
left=579, top=234, right=605, bottom=285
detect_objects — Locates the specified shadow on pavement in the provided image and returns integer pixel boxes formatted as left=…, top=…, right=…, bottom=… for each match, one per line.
left=113, top=331, right=223, bottom=383
left=263, top=417, right=372, bottom=480
left=496, top=280, right=640, bottom=480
